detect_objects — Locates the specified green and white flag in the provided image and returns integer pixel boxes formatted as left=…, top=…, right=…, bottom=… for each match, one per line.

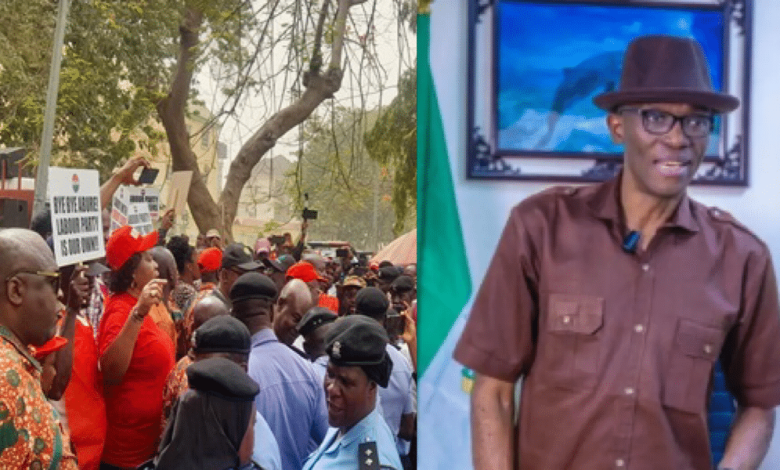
left=418, top=5, right=475, bottom=469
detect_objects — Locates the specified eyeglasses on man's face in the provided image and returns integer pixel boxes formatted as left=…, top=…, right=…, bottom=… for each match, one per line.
left=5, top=270, right=61, bottom=291
left=620, top=107, right=714, bottom=138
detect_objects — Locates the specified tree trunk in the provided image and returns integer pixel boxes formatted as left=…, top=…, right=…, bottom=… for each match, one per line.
left=159, top=0, right=363, bottom=241
left=157, top=7, right=223, bottom=238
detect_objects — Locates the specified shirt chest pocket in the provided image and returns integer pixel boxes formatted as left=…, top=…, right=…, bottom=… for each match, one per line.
left=541, top=293, right=604, bottom=390
left=663, top=318, right=724, bottom=414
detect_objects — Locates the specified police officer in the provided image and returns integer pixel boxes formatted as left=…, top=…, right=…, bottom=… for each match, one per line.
left=301, top=315, right=402, bottom=470
left=297, top=307, right=338, bottom=381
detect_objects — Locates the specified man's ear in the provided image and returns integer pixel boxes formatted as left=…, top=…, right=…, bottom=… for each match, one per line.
left=607, top=113, right=624, bottom=144
left=6, top=277, right=24, bottom=306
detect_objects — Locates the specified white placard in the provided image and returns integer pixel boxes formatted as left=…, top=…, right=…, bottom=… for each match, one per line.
left=166, top=171, right=193, bottom=216
left=111, top=185, right=156, bottom=235
left=48, top=168, right=105, bottom=266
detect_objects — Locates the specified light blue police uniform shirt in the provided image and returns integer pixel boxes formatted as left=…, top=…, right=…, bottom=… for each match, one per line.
left=301, top=408, right=402, bottom=470
left=378, top=344, right=415, bottom=456
left=248, top=328, right=329, bottom=470
left=253, top=410, right=282, bottom=470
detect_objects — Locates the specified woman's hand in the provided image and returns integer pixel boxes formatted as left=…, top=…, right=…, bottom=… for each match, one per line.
left=136, top=279, right=167, bottom=317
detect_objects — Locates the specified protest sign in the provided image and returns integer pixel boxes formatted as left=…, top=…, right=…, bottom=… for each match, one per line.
left=111, top=185, right=158, bottom=234
left=48, top=168, right=105, bottom=266
left=166, top=171, right=192, bottom=216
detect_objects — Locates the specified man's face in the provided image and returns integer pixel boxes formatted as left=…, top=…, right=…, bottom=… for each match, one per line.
left=339, top=286, right=360, bottom=315
left=324, top=362, right=376, bottom=430
left=390, top=288, right=414, bottom=311
left=273, top=289, right=310, bottom=346
left=186, top=251, right=201, bottom=281
left=608, top=102, right=710, bottom=200
left=302, top=323, right=332, bottom=360
left=307, top=280, right=321, bottom=304
left=220, top=267, right=244, bottom=294
left=12, top=256, right=60, bottom=346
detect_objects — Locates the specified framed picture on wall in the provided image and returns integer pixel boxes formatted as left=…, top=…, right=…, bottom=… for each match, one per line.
left=467, top=0, right=752, bottom=185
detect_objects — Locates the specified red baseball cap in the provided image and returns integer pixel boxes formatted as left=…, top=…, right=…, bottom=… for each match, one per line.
left=106, top=226, right=158, bottom=270
left=198, top=247, right=223, bottom=273
left=286, top=261, right=327, bottom=283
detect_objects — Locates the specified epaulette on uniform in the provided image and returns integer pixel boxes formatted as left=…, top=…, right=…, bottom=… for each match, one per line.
left=358, top=441, right=380, bottom=470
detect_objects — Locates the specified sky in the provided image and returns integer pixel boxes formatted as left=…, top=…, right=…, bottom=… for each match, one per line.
left=194, top=0, right=414, bottom=183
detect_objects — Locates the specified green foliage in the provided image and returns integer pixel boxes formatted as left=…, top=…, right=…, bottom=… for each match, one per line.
left=285, top=106, right=411, bottom=251
left=0, top=0, right=255, bottom=180
left=364, top=67, right=416, bottom=234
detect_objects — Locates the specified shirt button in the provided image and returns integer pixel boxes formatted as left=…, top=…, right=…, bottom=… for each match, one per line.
left=703, top=344, right=712, bottom=354
left=634, top=324, right=644, bottom=333
left=641, top=263, right=650, bottom=272
left=562, top=316, right=571, bottom=324
left=616, top=459, right=625, bottom=467
left=624, top=387, right=635, bottom=396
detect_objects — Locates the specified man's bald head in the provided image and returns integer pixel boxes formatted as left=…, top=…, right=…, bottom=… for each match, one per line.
left=0, top=229, right=59, bottom=347
left=273, top=278, right=315, bottom=346
left=192, top=296, right=230, bottom=332
left=0, top=229, right=56, bottom=286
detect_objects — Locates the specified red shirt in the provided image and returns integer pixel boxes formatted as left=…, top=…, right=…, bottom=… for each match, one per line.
left=98, top=293, right=176, bottom=467
left=318, top=292, right=339, bottom=313
left=63, top=316, right=107, bottom=470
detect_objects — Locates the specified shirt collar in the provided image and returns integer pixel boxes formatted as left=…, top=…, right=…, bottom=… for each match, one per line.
left=337, top=407, right=382, bottom=449
left=250, top=328, right=278, bottom=347
left=586, top=172, right=699, bottom=233
left=0, top=325, right=42, bottom=373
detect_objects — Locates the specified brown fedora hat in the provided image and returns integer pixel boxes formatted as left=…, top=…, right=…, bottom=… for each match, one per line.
left=593, top=35, right=739, bottom=113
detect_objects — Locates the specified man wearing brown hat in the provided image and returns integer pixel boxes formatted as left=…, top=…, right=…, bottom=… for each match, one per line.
left=455, top=35, right=780, bottom=470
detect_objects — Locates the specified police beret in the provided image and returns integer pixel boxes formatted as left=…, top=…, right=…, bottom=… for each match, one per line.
left=326, top=316, right=391, bottom=387
left=355, top=287, right=389, bottom=318
left=186, top=357, right=259, bottom=401
left=264, top=254, right=296, bottom=273
left=378, top=266, right=401, bottom=281
left=222, top=243, right=262, bottom=271
left=297, top=307, right=338, bottom=336
left=229, top=272, right=278, bottom=303
left=193, top=315, right=251, bottom=355
left=390, top=275, right=415, bottom=293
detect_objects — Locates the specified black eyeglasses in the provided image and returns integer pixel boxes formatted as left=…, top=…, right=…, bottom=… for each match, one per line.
left=620, top=107, right=714, bottom=138
left=5, top=270, right=60, bottom=291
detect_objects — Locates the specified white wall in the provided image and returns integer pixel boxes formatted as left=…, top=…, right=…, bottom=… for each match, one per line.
left=431, top=0, right=780, bottom=467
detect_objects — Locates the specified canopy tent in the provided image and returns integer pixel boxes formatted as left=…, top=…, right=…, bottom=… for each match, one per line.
left=370, top=228, right=416, bottom=266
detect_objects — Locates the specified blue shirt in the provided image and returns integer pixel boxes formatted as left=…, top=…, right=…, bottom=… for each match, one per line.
left=378, top=344, right=415, bottom=456
left=312, top=354, right=329, bottom=385
left=301, top=408, right=402, bottom=470
left=248, top=329, right=329, bottom=470
left=253, top=411, right=282, bottom=470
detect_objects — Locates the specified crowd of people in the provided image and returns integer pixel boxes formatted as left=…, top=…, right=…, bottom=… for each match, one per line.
left=0, top=157, right=417, bottom=469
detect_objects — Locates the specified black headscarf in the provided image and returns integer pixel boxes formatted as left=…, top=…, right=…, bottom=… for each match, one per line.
left=155, top=358, right=259, bottom=470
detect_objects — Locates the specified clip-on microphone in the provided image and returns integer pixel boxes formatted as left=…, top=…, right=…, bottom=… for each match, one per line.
left=622, top=230, right=640, bottom=253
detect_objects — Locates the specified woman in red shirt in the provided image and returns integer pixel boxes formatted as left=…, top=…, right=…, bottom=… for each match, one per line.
left=98, top=226, right=175, bottom=469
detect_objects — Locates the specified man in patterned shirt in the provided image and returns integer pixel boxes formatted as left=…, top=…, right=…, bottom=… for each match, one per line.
left=0, top=229, right=78, bottom=469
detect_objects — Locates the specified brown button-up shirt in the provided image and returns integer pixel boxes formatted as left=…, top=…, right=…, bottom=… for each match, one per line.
left=454, top=176, right=780, bottom=470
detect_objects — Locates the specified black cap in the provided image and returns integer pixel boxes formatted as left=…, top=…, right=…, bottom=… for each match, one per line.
left=187, top=357, right=259, bottom=401
left=355, top=287, right=389, bottom=318
left=222, top=243, right=262, bottom=271
left=378, top=266, right=401, bottom=282
left=263, top=254, right=296, bottom=273
left=326, top=316, right=391, bottom=387
left=229, top=272, right=278, bottom=303
left=390, top=275, right=415, bottom=293
left=297, top=307, right=338, bottom=336
left=193, top=316, right=251, bottom=355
